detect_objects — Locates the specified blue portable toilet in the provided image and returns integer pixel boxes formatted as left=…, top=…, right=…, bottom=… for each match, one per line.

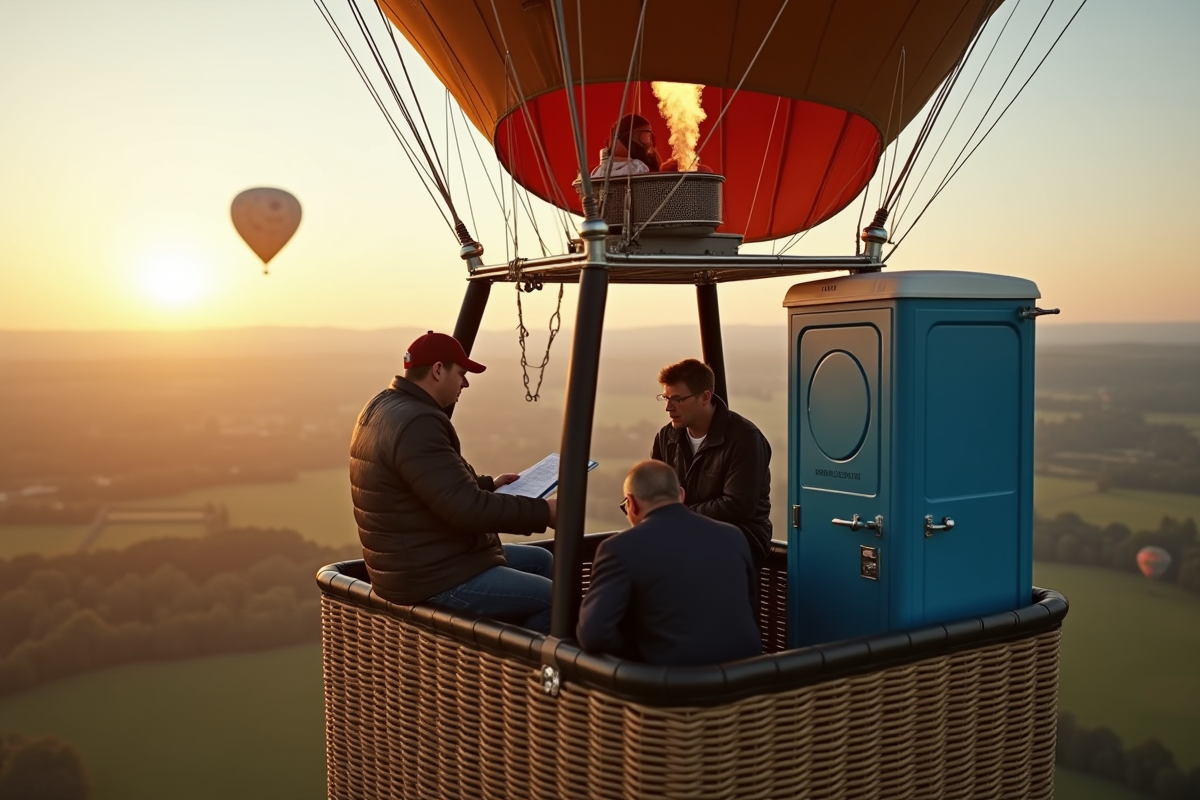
left=784, top=271, right=1043, bottom=647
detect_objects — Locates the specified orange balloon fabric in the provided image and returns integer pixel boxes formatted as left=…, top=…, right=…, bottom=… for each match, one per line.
left=381, top=0, right=1001, bottom=242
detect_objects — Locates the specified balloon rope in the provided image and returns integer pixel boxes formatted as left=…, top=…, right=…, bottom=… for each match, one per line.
left=745, top=97, right=783, bottom=239
left=311, top=0, right=456, bottom=238
left=550, top=0, right=599, bottom=220
left=630, top=0, right=790, bottom=241
left=595, top=0, right=648, bottom=226
left=346, top=0, right=455, bottom=210
left=576, top=0, right=588, bottom=185
left=457, top=106, right=515, bottom=246
left=928, top=0, right=1060, bottom=205
left=487, top=0, right=577, bottom=219
left=364, top=1, right=466, bottom=233
left=879, top=49, right=906, bottom=211
left=448, top=92, right=480, bottom=245
left=887, top=0, right=1090, bottom=259
left=877, top=53, right=899, bottom=211
left=874, top=0, right=1002, bottom=235
left=784, top=0, right=1002, bottom=257
left=889, top=0, right=1014, bottom=234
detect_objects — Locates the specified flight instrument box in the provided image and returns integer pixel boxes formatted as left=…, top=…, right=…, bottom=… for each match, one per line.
left=785, top=271, right=1040, bottom=646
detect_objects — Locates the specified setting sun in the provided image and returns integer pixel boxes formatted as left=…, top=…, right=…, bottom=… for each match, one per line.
left=142, top=254, right=205, bottom=306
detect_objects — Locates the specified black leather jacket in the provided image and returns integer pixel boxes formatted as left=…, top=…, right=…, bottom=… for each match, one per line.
left=651, top=396, right=772, bottom=564
left=349, top=377, right=550, bottom=603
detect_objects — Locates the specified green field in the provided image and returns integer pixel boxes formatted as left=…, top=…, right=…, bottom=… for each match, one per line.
left=1034, top=562, right=1200, bottom=769
left=1054, top=768, right=1154, bottom=799
left=4, top=558, right=1195, bottom=798
left=1145, top=411, right=1200, bottom=432
left=1035, top=475, right=1200, bottom=530
left=0, top=523, right=91, bottom=559
left=5, top=468, right=1193, bottom=562
left=0, top=644, right=326, bottom=800
left=0, top=467, right=626, bottom=560
left=3, top=608, right=1187, bottom=800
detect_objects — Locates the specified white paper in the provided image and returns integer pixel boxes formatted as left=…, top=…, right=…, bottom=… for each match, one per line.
left=493, top=453, right=598, bottom=499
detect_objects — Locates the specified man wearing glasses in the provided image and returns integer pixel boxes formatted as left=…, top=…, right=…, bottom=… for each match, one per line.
left=651, top=359, right=773, bottom=566
left=590, top=113, right=662, bottom=177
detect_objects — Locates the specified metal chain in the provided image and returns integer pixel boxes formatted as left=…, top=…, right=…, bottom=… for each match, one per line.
left=516, top=281, right=564, bottom=402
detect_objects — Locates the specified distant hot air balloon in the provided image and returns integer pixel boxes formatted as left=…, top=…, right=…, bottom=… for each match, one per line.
left=1136, top=546, right=1172, bottom=580
left=230, top=188, right=301, bottom=274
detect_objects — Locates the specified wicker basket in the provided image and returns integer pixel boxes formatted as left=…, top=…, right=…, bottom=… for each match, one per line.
left=318, top=538, right=1065, bottom=800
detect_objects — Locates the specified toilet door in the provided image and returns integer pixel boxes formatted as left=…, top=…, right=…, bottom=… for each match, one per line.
left=911, top=310, right=1030, bottom=624
left=788, top=309, right=891, bottom=646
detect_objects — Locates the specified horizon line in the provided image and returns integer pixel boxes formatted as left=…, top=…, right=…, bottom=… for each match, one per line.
left=3, top=320, right=1200, bottom=335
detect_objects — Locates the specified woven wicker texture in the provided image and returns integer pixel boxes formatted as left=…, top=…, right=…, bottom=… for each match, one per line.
left=322, top=553, right=1060, bottom=800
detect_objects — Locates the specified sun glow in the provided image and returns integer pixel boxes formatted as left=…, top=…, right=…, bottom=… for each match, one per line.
left=141, top=254, right=205, bottom=306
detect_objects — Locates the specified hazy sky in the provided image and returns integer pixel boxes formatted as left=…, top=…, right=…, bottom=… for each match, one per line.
left=1, top=0, right=1198, bottom=333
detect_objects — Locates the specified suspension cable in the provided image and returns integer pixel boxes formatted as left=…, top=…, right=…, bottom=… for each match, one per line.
left=448, top=92, right=480, bottom=242
left=886, top=0, right=1089, bottom=259
left=871, top=0, right=1000, bottom=223
left=595, top=1, right=649, bottom=220
left=877, top=49, right=906, bottom=211
left=343, top=0, right=457, bottom=214
left=745, top=97, right=783, bottom=239
left=312, top=0, right=455, bottom=236
left=890, top=0, right=1016, bottom=233
left=550, top=0, right=599, bottom=220
left=630, top=0, right=790, bottom=241
left=487, top=0, right=577, bottom=218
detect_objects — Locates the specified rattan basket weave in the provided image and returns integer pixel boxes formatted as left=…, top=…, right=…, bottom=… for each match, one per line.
left=318, top=538, right=1065, bottom=800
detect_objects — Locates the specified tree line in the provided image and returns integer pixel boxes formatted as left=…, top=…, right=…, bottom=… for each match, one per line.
left=1035, top=410, right=1200, bottom=495
left=0, top=527, right=356, bottom=698
left=1058, top=712, right=1200, bottom=798
left=0, top=733, right=92, bottom=800
left=1033, top=513, right=1200, bottom=595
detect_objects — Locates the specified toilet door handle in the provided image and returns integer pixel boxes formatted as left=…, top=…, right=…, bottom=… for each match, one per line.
left=832, top=514, right=883, bottom=538
left=924, top=515, right=956, bottom=537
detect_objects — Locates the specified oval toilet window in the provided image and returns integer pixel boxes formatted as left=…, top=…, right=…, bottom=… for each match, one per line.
left=807, top=350, right=871, bottom=461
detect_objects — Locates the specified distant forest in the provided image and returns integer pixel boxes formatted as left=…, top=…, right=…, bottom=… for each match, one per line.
left=0, top=330, right=1196, bottom=527
left=0, top=526, right=356, bottom=697
left=1034, top=513, right=1200, bottom=596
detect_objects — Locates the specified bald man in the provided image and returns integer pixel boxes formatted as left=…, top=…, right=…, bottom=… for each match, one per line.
left=576, top=460, right=762, bottom=666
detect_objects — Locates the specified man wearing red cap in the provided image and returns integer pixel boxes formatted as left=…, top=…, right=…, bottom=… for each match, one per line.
left=349, top=331, right=559, bottom=632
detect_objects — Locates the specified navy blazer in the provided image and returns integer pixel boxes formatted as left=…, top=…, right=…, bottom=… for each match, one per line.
left=576, top=503, right=763, bottom=666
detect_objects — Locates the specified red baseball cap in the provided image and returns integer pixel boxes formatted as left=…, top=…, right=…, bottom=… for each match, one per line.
left=403, top=331, right=486, bottom=373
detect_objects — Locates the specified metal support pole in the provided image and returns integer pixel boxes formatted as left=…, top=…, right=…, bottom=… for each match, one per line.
left=550, top=220, right=609, bottom=640
left=696, top=282, right=729, bottom=404
left=445, top=280, right=491, bottom=420
left=452, top=279, right=491, bottom=355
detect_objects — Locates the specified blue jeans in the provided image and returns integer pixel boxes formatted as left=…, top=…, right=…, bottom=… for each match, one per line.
left=428, top=544, right=554, bottom=633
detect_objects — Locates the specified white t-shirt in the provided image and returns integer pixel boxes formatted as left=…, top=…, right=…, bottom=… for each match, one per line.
left=688, top=433, right=707, bottom=453
left=590, top=157, right=650, bottom=178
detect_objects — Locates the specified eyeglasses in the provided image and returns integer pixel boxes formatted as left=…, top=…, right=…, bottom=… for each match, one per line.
left=656, top=393, right=695, bottom=404
left=635, top=128, right=655, bottom=143
left=619, top=496, right=630, bottom=514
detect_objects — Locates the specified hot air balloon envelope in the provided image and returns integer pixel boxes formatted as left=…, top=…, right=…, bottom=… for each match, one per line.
left=1136, top=546, right=1172, bottom=580
left=231, top=188, right=301, bottom=269
left=381, top=0, right=1002, bottom=242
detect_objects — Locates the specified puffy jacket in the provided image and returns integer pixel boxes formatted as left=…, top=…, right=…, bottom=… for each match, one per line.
left=651, top=396, right=773, bottom=565
left=350, top=377, right=550, bottom=603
